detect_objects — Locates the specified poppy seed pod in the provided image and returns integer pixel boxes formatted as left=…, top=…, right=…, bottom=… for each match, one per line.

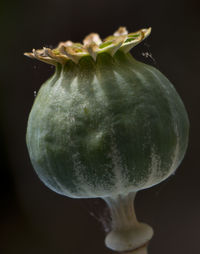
left=25, top=27, right=189, bottom=253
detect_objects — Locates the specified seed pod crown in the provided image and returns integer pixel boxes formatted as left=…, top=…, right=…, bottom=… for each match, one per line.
left=24, top=27, right=151, bottom=65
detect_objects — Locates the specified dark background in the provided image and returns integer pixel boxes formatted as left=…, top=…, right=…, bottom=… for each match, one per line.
left=0, top=0, right=199, bottom=253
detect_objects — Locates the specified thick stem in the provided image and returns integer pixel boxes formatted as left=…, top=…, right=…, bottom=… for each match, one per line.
left=121, top=245, right=148, bottom=254
left=103, top=192, right=153, bottom=253
left=105, top=192, right=138, bottom=230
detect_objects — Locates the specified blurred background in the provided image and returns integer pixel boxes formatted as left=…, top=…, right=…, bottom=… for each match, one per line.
left=0, top=0, right=199, bottom=253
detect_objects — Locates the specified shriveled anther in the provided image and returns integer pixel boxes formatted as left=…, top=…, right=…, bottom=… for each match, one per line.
left=24, top=52, right=35, bottom=59
left=33, top=48, right=45, bottom=57
left=83, top=33, right=102, bottom=47
left=57, top=40, right=73, bottom=50
left=59, top=45, right=88, bottom=64
left=29, top=49, right=57, bottom=65
left=114, top=26, right=128, bottom=36
left=43, top=47, right=68, bottom=64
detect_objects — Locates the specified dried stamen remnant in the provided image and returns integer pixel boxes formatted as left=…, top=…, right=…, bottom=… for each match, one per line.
left=24, top=27, right=151, bottom=64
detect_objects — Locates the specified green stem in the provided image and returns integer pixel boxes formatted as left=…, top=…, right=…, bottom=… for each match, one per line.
left=103, top=192, right=153, bottom=252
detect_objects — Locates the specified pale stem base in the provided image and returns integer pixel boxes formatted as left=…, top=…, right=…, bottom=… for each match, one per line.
left=103, top=192, right=153, bottom=253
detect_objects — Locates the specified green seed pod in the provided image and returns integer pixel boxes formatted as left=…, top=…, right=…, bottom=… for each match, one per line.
left=25, top=27, right=189, bottom=253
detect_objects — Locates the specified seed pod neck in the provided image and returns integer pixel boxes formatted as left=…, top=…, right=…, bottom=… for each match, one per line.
left=103, top=192, right=153, bottom=252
